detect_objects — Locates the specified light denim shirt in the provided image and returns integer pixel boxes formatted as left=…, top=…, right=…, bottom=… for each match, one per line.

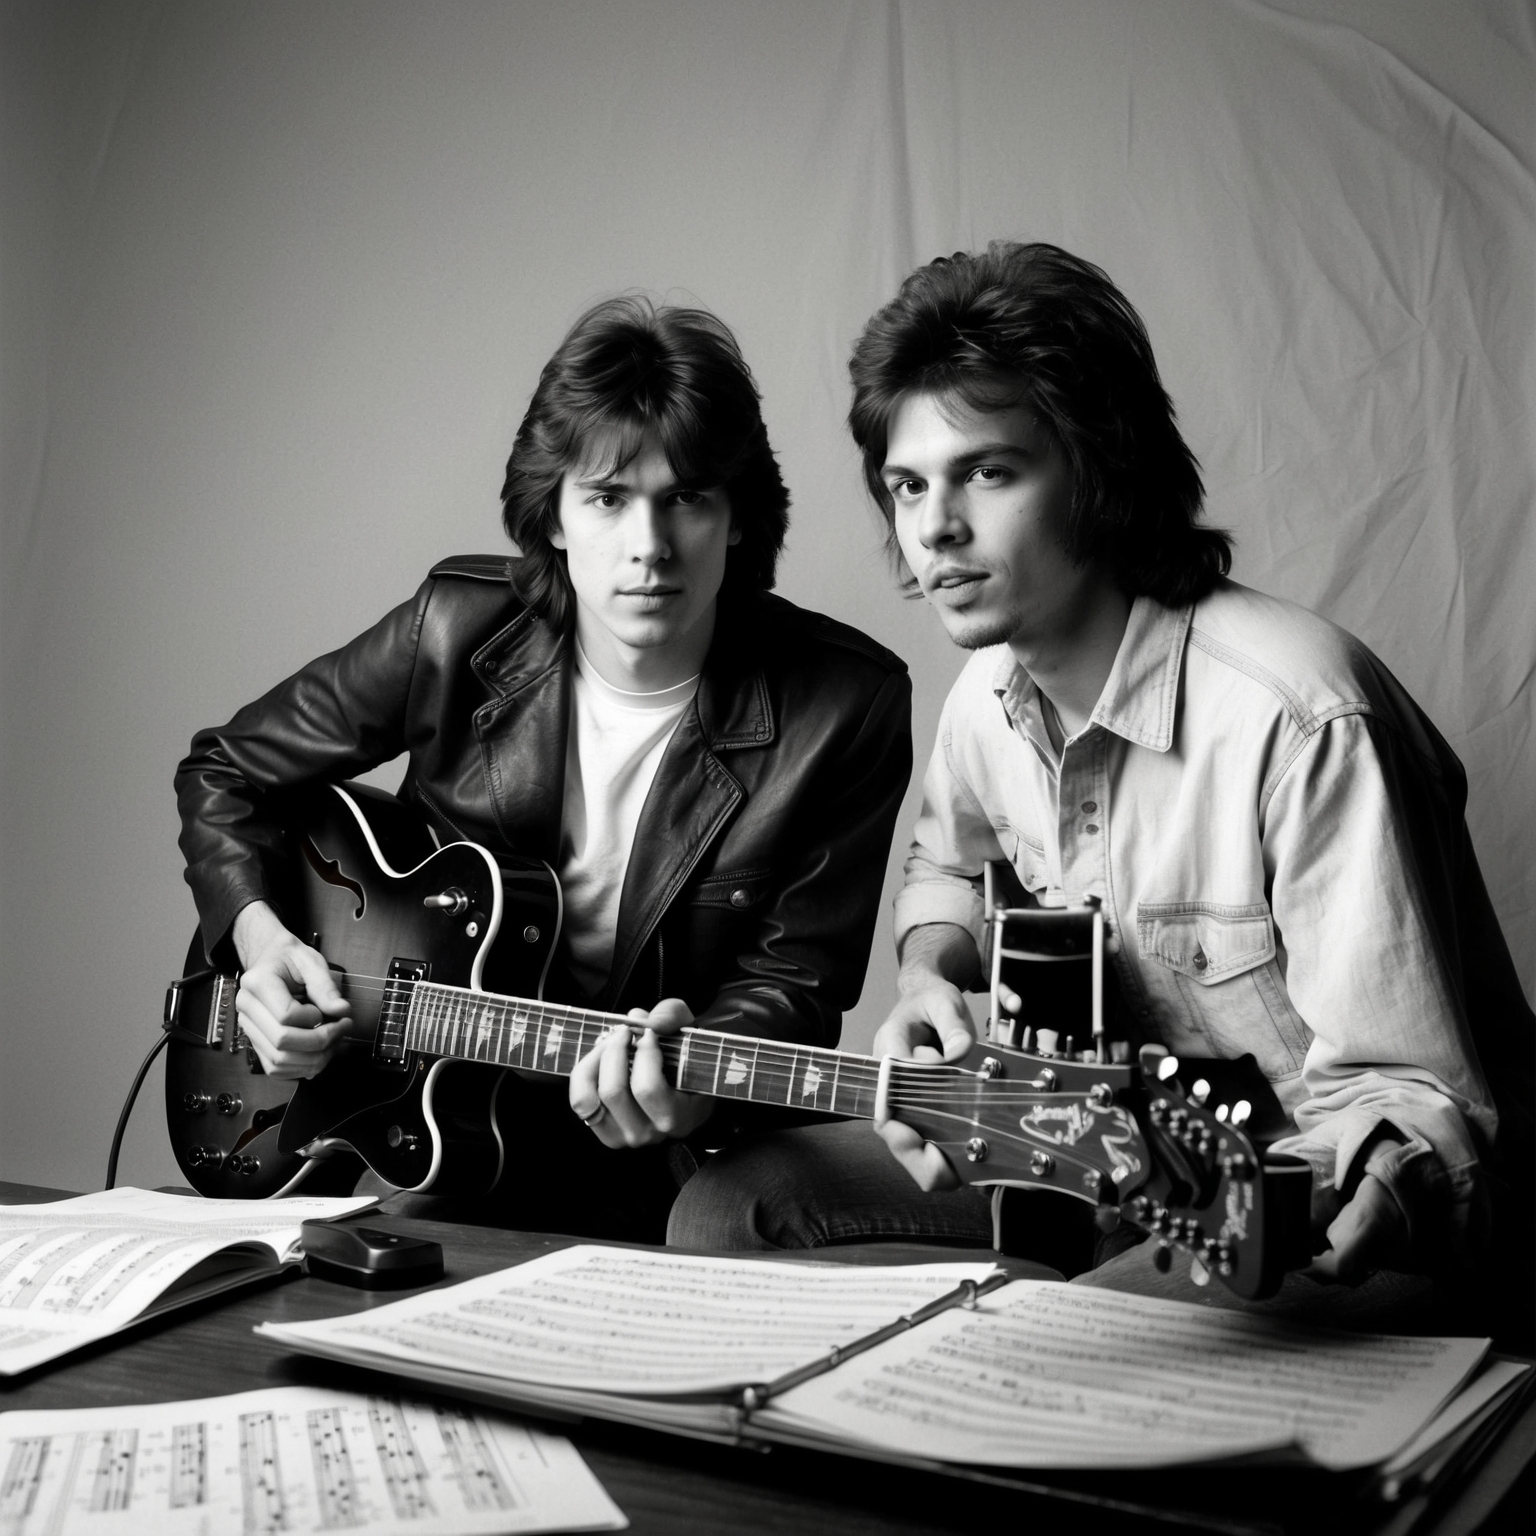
left=896, top=581, right=1519, bottom=1245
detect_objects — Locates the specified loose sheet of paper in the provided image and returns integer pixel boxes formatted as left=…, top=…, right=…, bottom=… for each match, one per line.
left=260, top=1246, right=999, bottom=1395
left=764, top=1281, right=1488, bottom=1470
left=0, top=1188, right=376, bottom=1374
left=0, top=1386, right=625, bottom=1535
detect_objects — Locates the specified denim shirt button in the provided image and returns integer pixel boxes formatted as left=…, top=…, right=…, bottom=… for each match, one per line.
left=1192, top=948, right=1208, bottom=971
left=1081, top=800, right=1098, bottom=814
left=1084, top=823, right=1100, bottom=835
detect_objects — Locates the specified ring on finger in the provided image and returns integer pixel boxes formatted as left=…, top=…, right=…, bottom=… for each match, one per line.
left=579, top=1103, right=608, bottom=1128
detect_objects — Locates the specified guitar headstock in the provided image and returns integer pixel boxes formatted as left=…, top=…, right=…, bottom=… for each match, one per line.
left=880, top=1040, right=1311, bottom=1299
left=882, top=883, right=1311, bottom=1298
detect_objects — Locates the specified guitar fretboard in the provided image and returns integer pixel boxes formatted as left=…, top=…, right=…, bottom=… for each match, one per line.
left=394, top=980, right=886, bottom=1119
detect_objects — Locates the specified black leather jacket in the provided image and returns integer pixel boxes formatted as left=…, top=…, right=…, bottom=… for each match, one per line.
left=176, top=556, right=912, bottom=1049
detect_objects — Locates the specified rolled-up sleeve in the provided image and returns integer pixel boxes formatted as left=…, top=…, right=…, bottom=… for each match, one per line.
left=1261, top=710, right=1496, bottom=1252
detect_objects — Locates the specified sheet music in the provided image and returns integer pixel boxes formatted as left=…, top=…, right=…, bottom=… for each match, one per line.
left=0, top=1386, right=625, bottom=1535
left=764, top=1280, right=1488, bottom=1470
left=0, top=1189, right=375, bottom=1375
left=260, top=1246, right=1000, bottom=1395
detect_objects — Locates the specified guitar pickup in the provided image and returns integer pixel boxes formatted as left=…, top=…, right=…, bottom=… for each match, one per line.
left=374, top=957, right=429, bottom=1069
left=204, top=973, right=236, bottom=1048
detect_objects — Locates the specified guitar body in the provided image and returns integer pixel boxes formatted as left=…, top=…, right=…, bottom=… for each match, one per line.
left=164, top=784, right=559, bottom=1199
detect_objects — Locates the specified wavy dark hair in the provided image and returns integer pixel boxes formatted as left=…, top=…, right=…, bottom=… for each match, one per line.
left=848, top=241, right=1230, bottom=606
left=501, top=296, right=790, bottom=629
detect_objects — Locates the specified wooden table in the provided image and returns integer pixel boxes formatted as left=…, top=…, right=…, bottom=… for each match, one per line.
left=2, top=1184, right=1530, bottom=1535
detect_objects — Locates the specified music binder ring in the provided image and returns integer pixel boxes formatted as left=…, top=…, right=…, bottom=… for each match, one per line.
left=736, top=1271, right=1013, bottom=1413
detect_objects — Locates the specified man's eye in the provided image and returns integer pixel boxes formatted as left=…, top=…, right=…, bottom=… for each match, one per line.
left=890, top=479, right=923, bottom=500
left=671, top=489, right=705, bottom=507
left=589, top=492, right=621, bottom=510
left=970, top=465, right=1009, bottom=485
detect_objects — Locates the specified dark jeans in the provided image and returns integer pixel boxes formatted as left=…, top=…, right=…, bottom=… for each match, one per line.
left=667, top=1120, right=1443, bottom=1331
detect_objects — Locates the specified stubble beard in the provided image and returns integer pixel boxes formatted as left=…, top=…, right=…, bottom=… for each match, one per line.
left=936, top=604, right=1026, bottom=652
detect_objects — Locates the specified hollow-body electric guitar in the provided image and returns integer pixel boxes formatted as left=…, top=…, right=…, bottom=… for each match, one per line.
left=164, top=783, right=1312, bottom=1298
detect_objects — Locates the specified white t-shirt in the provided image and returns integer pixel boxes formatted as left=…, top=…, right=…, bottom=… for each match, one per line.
left=557, top=641, right=698, bottom=995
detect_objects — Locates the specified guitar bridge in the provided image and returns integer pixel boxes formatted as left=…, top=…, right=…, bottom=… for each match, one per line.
left=374, top=958, right=428, bottom=1069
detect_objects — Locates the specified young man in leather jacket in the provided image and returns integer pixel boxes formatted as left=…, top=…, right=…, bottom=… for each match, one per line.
left=175, top=297, right=912, bottom=1240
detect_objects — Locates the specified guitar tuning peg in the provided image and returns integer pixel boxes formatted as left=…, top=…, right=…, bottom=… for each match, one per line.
left=1109, top=1039, right=1132, bottom=1064
left=1137, top=1043, right=1168, bottom=1075
left=1230, top=1100, right=1252, bottom=1128
left=1190, top=1078, right=1211, bottom=1105
left=1156, top=1055, right=1181, bottom=1082
left=1189, top=1254, right=1211, bottom=1287
left=1214, top=1103, right=1230, bottom=1123
left=1035, top=1028, right=1060, bottom=1056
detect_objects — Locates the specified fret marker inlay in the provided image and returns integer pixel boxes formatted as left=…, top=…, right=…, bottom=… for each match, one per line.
left=800, top=1064, right=823, bottom=1100
left=724, top=1053, right=749, bottom=1087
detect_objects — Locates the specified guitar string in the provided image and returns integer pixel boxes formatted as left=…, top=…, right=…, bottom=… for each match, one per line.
left=220, top=972, right=1237, bottom=1115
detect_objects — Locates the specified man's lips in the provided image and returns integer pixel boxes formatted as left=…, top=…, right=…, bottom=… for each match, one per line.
left=925, top=568, right=989, bottom=597
left=618, top=585, right=683, bottom=597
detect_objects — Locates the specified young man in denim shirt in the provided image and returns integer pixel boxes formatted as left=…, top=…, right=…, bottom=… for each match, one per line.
left=670, top=243, right=1531, bottom=1340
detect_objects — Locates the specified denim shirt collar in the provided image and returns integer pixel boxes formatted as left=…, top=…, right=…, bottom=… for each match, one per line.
left=991, top=594, right=1194, bottom=754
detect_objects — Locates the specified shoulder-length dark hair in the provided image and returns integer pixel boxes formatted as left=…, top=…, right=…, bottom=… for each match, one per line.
left=501, top=296, right=789, bottom=629
left=848, top=241, right=1230, bottom=607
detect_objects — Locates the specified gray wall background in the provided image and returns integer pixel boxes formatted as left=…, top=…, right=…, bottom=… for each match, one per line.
left=4, top=0, right=1532, bottom=1193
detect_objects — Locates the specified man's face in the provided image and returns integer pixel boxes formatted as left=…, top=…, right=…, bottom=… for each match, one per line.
left=553, top=440, right=738, bottom=686
left=883, top=391, right=1100, bottom=655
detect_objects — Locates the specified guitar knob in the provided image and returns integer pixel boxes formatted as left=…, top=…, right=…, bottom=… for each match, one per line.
left=189, top=1145, right=224, bottom=1169
left=239, top=1157, right=260, bottom=1175
left=182, top=1092, right=211, bottom=1115
left=215, top=1093, right=242, bottom=1116
left=423, top=888, right=469, bottom=915
left=964, top=1138, right=989, bottom=1163
left=386, top=1125, right=421, bottom=1152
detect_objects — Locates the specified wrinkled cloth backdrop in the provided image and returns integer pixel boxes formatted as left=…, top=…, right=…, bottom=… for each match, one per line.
left=3, top=0, right=1532, bottom=1191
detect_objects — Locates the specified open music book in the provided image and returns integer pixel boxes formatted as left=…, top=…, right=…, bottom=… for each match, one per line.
left=256, top=1246, right=1529, bottom=1482
left=0, top=1187, right=375, bottom=1375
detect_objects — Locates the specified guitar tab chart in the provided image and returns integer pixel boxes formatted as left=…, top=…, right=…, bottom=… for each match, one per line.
left=0, top=1386, right=626, bottom=1535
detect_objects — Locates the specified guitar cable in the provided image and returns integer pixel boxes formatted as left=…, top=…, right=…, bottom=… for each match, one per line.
left=104, top=1029, right=332, bottom=1198
left=104, top=1032, right=170, bottom=1190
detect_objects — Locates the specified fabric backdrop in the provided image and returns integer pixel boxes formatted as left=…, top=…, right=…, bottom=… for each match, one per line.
left=3, top=0, right=1531, bottom=1192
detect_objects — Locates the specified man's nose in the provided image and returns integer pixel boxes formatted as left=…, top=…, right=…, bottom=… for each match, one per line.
left=917, top=482, right=968, bottom=548
left=628, top=501, right=672, bottom=564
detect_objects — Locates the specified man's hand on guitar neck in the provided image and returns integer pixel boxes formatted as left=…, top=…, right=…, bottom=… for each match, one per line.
left=568, top=998, right=714, bottom=1149
left=231, top=901, right=353, bottom=1078
left=871, top=921, right=990, bottom=1193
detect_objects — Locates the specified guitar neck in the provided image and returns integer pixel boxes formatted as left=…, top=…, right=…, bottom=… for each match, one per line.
left=398, top=980, right=886, bottom=1120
